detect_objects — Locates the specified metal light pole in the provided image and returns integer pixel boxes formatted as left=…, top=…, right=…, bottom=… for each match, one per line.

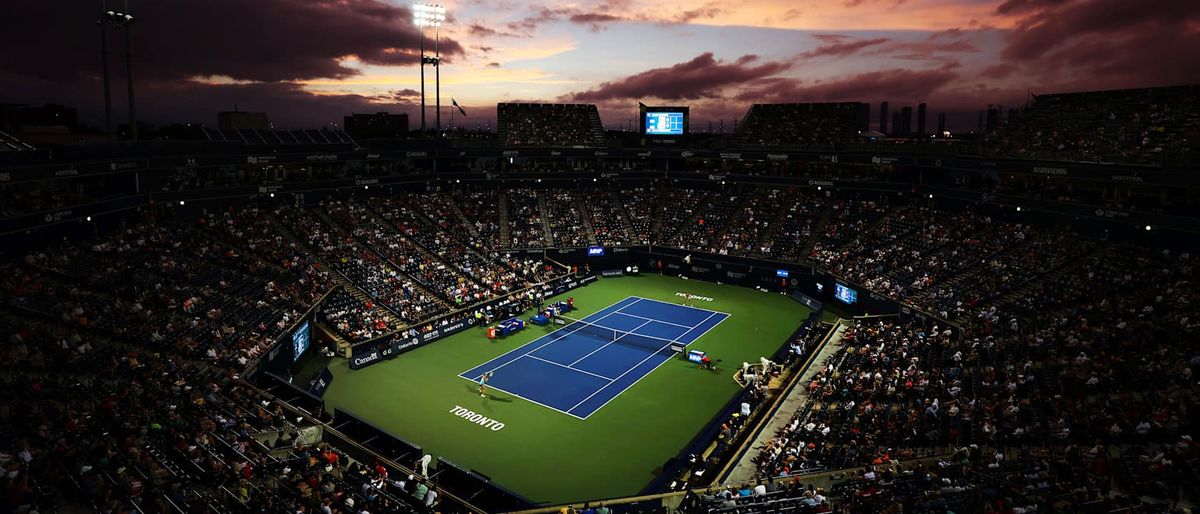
left=420, top=26, right=425, bottom=133
left=123, top=1, right=136, bottom=142
left=98, top=1, right=114, bottom=141
left=413, top=4, right=445, bottom=135
left=104, top=4, right=136, bottom=141
left=439, top=23, right=444, bottom=132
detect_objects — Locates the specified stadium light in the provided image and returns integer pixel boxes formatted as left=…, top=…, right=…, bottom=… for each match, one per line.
left=1016, top=206, right=1021, bottom=212
left=413, top=4, right=447, bottom=133
left=1145, top=225, right=1152, bottom=231
left=103, top=2, right=137, bottom=141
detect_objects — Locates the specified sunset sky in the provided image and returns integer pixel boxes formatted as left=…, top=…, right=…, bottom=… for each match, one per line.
left=2, top=0, right=1199, bottom=131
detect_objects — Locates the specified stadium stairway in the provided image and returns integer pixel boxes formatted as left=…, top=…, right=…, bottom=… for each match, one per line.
left=447, top=196, right=482, bottom=240
left=313, top=206, right=452, bottom=309
left=610, top=192, right=640, bottom=243
left=535, top=190, right=555, bottom=245
left=577, top=193, right=599, bottom=245
left=498, top=191, right=511, bottom=247
left=722, top=320, right=850, bottom=484
left=647, top=189, right=667, bottom=242
left=362, top=202, right=490, bottom=293
left=750, top=192, right=793, bottom=258
left=267, top=210, right=406, bottom=331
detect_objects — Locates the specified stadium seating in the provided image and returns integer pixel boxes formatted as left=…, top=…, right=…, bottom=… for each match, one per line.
left=4, top=181, right=1198, bottom=514
left=988, top=85, right=1200, bottom=165
left=737, top=103, right=868, bottom=148
left=497, top=103, right=606, bottom=147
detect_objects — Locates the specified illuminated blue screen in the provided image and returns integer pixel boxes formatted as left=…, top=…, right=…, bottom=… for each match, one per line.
left=834, top=284, right=857, bottom=304
left=645, top=112, right=685, bottom=135
left=292, top=320, right=311, bottom=362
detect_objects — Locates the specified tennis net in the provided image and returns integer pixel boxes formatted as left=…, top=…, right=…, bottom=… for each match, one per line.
left=556, top=315, right=681, bottom=353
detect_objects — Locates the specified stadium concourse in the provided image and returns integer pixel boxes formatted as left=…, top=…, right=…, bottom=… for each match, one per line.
left=0, top=85, right=1196, bottom=514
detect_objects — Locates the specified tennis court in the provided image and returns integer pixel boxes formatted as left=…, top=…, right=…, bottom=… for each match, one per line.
left=460, top=296, right=730, bottom=419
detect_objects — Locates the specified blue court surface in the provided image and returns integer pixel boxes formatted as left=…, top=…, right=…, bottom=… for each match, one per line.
left=460, top=296, right=730, bottom=419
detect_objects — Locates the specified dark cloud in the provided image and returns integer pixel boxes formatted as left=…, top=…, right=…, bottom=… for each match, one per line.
left=739, top=68, right=959, bottom=104
left=569, top=12, right=626, bottom=31
left=675, top=2, right=724, bottom=23
left=468, top=23, right=526, bottom=39
left=0, top=0, right=464, bottom=84
left=0, top=72, right=410, bottom=128
left=994, top=0, right=1072, bottom=16
left=996, top=0, right=1200, bottom=91
left=391, top=89, right=421, bottom=100
left=981, top=63, right=1019, bottom=79
left=869, top=30, right=980, bottom=62
left=802, top=36, right=891, bottom=58
left=487, top=62, right=501, bottom=68
left=1001, top=0, right=1199, bottom=61
left=564, top=53, right=793, bottom=102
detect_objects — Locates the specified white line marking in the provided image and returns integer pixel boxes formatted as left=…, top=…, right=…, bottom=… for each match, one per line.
left=526, top=355, right=616, bottom=381
left=568, top=319, right=654, bottom=366
left=611, top=311, right=694, bottom=329
left=461, top=296, right=640, bottom=375
left=472, top=298, right=642, bottom=377
left=455, top=376, right=586, bottom=420
left=627, top=295, right=733, bottom=317
left=575, top=311, right=730, bottom=419
left=459, top=296, right=733, bottom=419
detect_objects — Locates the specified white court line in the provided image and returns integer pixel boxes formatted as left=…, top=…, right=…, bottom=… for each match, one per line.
left=460, top=296, right=640, bottom=376
left=572, top=310, right=729, bottom=419
left=465, top=297, right=642, bottom=378
left=526, top=355, right=616, bottom=381
left=454, top=375, right=586, bottom=420
left=627, top=295, right=733, bottom=317
left=568, top=319, right=654, bottom=366
left=610, top=311, right=694, bottom=329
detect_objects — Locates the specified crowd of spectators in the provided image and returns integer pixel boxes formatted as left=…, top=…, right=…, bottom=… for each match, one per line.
left=584, top=190, right=635, bottom=246
left=498, top=103, right=605, bottom=147
left=0, top=205, right=471, bottom=513
left=449, top=190, right=503, bottom=248
left=2, top=179, right=1198, bottom=513
left=544, top=191, right=592, bottom=247
left=738, top=103, right=866, bottom=148
left=988, top=85, right=1199, bottom=165
left=274, top=205, right=442, bottom=324
left=320, top=287, right=394, bottom=342
left=506, top=188, right=548, bottom=248
left=666, top=191, right=741, bottom=254
left=743, top=234, right=1200, bottom=510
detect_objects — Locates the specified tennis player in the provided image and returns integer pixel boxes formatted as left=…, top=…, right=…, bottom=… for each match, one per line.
left=478, top=371, right=492, bottom=397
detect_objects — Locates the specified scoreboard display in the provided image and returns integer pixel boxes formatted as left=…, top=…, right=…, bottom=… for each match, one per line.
left=645, top=112, right=685, bottom=135
left=640, top=106, right=689, bottom=137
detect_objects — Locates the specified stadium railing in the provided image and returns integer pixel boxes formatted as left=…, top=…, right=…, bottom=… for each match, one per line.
left=239, top=376, right=491, bottom=514
left=342, top=258, right=575, bottom=359
left=711, top=317, right=840, bottom=484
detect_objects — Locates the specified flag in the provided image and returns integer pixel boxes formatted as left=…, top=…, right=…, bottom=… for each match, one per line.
left=452, top=98, right=467, bottom=116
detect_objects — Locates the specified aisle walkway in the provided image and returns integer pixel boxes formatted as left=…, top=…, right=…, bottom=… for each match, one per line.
left=722, top=321, right=848, bottom=484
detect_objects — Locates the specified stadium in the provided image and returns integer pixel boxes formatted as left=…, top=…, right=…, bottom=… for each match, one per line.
left=2, top=1, right=1200, bottom=514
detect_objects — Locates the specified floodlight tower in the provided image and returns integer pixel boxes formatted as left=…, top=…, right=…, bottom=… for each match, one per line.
left=97, top=0, right=114, bottom=141
left=413, top=4, right=445, bottom=134
left=104, top=3, right=136, bottom=141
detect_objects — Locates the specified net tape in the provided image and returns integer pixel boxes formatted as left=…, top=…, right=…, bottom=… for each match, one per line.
left=556, top=315, right=683, bottom=353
